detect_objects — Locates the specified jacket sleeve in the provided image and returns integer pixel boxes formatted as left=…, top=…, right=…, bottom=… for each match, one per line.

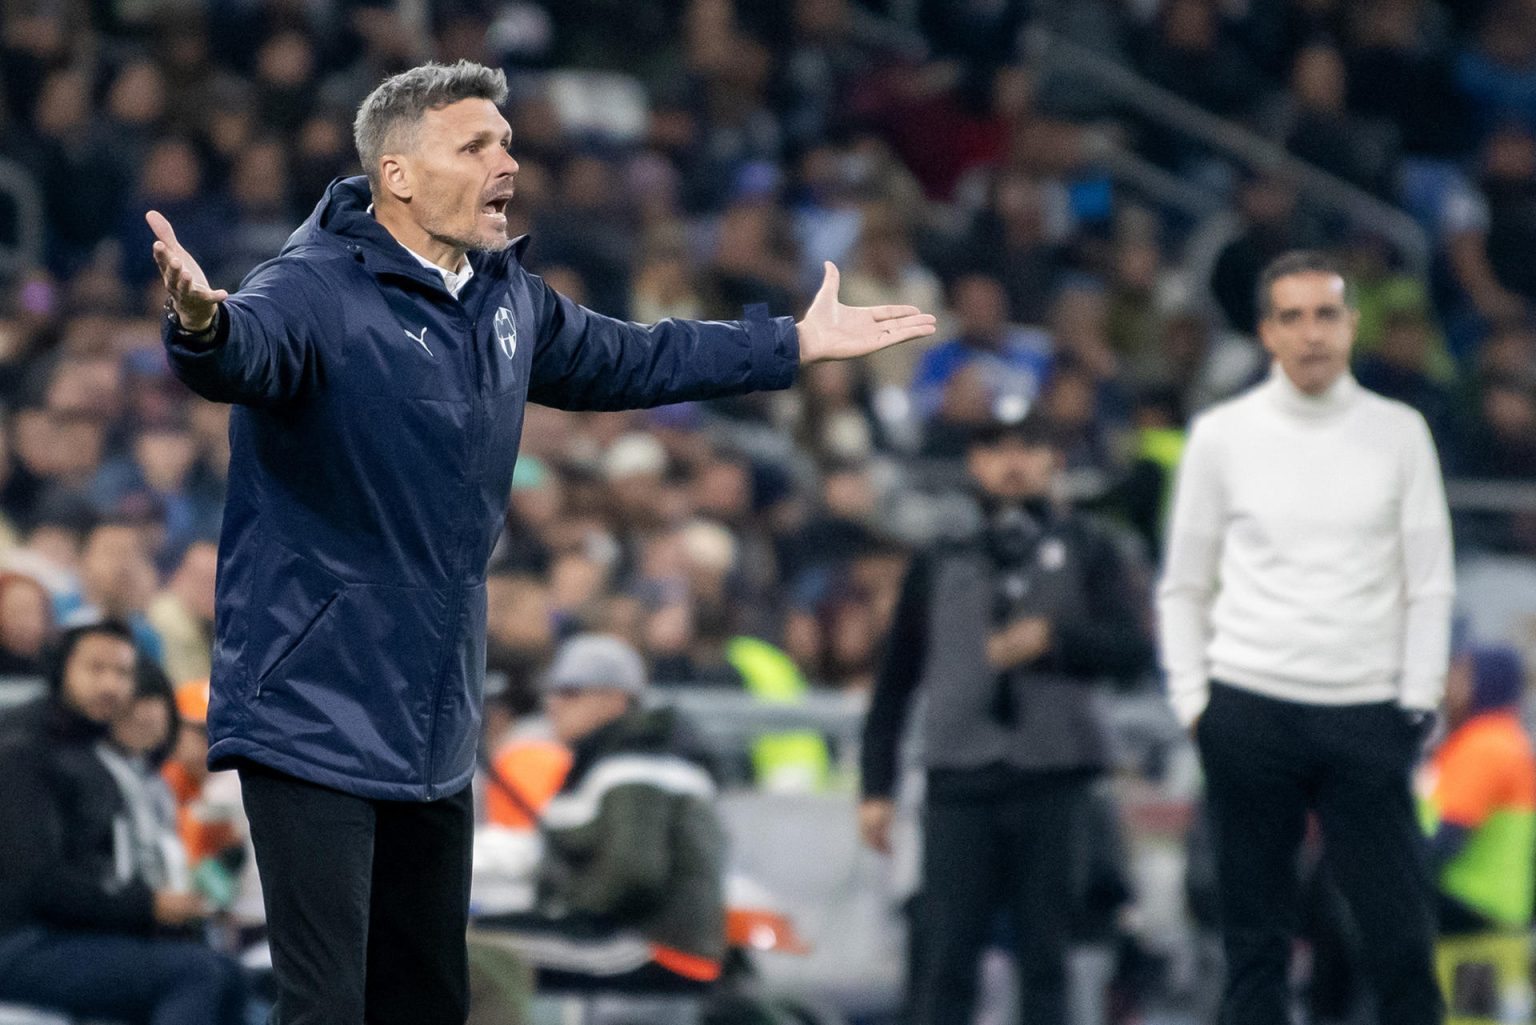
left=526, top=275, right=799, bottom=411
left=860, top=550, right=933, bottom=800
left=1043, top=522, right=1156, bottom=682
left=163, top=257, right=329, bottom=406
left=561, top=785, right=676, bottom=920
left=0, top=741, right=156, bottom=933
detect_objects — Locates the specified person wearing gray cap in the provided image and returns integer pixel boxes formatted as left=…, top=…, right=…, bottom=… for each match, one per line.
left=473, top=633, right=727, bottom=991
left=540, top=634, right=650, bottom=750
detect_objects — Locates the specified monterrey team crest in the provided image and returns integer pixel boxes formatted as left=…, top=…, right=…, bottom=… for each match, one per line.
left=493, top=306, right=517, bottom=360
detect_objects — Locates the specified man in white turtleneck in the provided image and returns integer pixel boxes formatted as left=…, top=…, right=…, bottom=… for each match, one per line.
left=1158, top=251, right=1452, bottom=1025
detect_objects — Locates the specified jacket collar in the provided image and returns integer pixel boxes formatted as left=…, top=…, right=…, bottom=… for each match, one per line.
left=288, top=176, right=532, bottom=295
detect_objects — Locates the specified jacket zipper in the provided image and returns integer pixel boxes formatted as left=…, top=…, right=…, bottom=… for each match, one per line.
left=421, top=301, right=485, bottom=799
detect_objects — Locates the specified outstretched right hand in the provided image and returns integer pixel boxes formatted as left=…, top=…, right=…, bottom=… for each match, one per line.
left=147, top=210, right=228, bottom=333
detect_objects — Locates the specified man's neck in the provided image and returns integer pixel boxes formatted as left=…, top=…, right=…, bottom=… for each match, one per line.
left=372, top=201, right=467, bottom=273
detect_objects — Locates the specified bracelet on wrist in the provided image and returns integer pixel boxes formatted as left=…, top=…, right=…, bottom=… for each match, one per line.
left=164, top=296, right=216, bottom=339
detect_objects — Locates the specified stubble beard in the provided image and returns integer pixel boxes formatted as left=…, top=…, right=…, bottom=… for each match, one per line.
left=428, top=225, right=511, bottom=255
left=422, top=200, right=512, bottom=256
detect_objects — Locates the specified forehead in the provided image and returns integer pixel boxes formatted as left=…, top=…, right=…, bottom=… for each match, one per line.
left=73, top=633, right=135, bottom=663
left=418, top=97, right=509, bottom=140
left=1269, top=271, right=1347, bottom=309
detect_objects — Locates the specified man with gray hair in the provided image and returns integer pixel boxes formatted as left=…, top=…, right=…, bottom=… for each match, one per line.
left=145, top=60, right=935, bottom=1025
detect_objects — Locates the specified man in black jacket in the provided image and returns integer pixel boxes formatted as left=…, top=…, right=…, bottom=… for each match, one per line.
left=0, top=621, right=246, bottom=1025
left=859, top=415, right=1153, bottom=1025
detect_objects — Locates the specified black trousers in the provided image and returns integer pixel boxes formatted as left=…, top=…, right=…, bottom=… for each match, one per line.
left=912, top=769, right=1089, bottom=1025
left=1196, top=682, right=1443, bottom=1025
left=238, top=760, right=474, bottom=1025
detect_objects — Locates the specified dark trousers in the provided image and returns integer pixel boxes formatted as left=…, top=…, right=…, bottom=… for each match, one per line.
left=1196, top=682, right=1443, bottom=1025
left=238, top=760, right=474, bottom=1025
left=912, top=770, right=1089, bottom=1025
left=0, top=927, right=246, bottom=1025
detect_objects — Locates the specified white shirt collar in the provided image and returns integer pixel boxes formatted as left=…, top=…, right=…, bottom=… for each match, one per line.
left=401, top=244, right=474, bottom=298
left=367, top=203, right=474, bottom=298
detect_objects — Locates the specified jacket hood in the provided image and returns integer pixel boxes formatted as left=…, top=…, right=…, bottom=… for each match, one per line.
left=568, top=706, right=718, bottom=783
left=283, top=176, right=527, bottom=286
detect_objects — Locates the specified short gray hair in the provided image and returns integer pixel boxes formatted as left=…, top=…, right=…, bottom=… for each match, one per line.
left=353, top=60, right=509, bottom=190
left=1255, top=249, right=1354, bottom=322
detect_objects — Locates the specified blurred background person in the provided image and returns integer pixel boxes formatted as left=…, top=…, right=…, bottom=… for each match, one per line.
left=860, top=414, right=1153, bottom=1025
left=0, top=570, right=55, bottom=674
left=473, top=634, right=726, bottom=994
left=2, top=0, right=1536, bottom=1019
left=1159, top=252, right=1453, bottom=1025
left=0, top=622, right=245, bottom=1024
left=1419, top=643, right=1535, bottom=937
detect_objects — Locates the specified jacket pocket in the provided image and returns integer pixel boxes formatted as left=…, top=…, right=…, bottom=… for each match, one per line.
left=242, top=534, right=347, bottom=695
left=254, top=589, right=342, bottom=697
left=248, top=581, right=448, bottom=786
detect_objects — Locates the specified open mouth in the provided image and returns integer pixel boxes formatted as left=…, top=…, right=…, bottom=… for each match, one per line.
left=482, top=195, right=512, bottom=217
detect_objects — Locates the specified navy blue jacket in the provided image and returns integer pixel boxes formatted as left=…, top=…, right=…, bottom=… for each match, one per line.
left=163, top=177, right=799, bottom=800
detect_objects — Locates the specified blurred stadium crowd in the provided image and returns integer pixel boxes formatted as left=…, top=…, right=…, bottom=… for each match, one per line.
left=1, top=0, right=1535, bottom=1020
left=1, top=0, right=1534, bottom=705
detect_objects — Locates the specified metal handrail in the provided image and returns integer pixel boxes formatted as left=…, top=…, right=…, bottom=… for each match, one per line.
left=1024, top=26, right=1431, bottom=275
left=1093, top=141, right=1226, bottom=218
left=1446, top=479, right=1536, bottom=514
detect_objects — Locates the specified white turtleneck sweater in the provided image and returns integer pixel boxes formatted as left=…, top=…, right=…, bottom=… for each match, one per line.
left=1157, top=367, right=1455, bottom=726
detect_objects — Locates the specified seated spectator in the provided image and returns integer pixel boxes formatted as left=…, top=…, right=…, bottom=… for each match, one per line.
left=91, top=414, right=220, bottom=573
left=56, top=518, right=165, bottom=661
left=1455, top=126, right=1536, bottom=307
left=485, top=569, right=557, bottom=686
left=913, top=274, right=1053, bottom=452
left=164, top=679, right=255, bottom=919
left=1134, top=0, right=1270, bottom=125
left=1448, top=375, right=1536, bottom=552
left=0, top=571, right=55, bottom=675
left=1344, top=0, right=1473, bottom=159
left=1455, top=375, right=1536, bottom=479
left=0, top=621, right=245, bottom=1024
left=958, top=170, right=1072, bottom=326
left=147, top=540, right=218, bottom=686
left=473, top=634, right=727, bottom=991
left=1105, top=237, right=1164, bottom=388
left=1454, top=0, right=1536, bottom=139
left=1355, top=311, right=1458, bottom=445
left=792, top=359, right=883, bottom=462
left=652, top=597, right=831, bottom=792
left=1342, top=234, right=1455, bottom=380
left=1151, top=310, right=1266, bottom=415
left=1419, top=644, right=1534, bottom=935
left=841, top=207, right=948, bottom=394
left=1210, top=174, right=1316, bottom=331
left=98, top=657, right=190, bottom=903
left=1278, top=43, right=1399, bottom=197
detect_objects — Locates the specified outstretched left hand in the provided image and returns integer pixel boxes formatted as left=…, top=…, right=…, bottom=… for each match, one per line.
left=795, top=261, right=937, bottom=364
